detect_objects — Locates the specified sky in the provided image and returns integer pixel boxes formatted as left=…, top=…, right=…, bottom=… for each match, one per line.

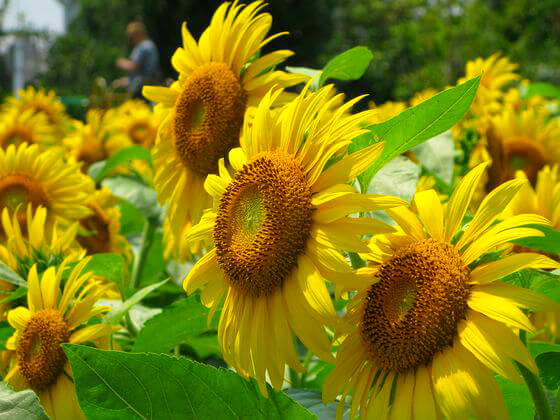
left=4, top=0, right=64, bottom=34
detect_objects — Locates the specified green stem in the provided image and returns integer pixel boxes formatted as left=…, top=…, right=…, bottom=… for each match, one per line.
left=555, top=387, right=560, bottom=420
left=131, top=217, right=156, bottom=290
left=516, top=361, right=554, bottom=420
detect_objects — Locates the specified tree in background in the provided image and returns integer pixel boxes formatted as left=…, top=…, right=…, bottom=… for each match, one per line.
left=40, top=0, right=560, bottom=103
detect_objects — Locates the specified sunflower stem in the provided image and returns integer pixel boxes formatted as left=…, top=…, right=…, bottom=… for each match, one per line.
left=131, top=217, right=157, bottom=290
left=516, top=361, right=554, bottom=420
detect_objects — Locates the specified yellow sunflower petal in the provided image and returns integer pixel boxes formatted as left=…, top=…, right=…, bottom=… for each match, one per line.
left=444, top=162, right=489, bottom=241
left=386, top=206, right=426, bottom=241
left=27, top=264, right=43, bottom=312
left=313, top=194, right=407, bottom=224
left=7, top=306, right=31, bottom=331
left=183, top=248, right=220, bottom=295
left=470, top=253, right=560, bottom=284
left=412, top=365, right=437, bottom=420
left=69, top=324, right=116, bottom=344
left=457, top=178, right=526, bottom=249
left=312, top=142, right=384, bottom=192
left=414, top=189, right=446, bottom=240
left=458, top=312, right=524, bottom=383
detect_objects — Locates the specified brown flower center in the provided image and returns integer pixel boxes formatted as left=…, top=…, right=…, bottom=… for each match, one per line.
left=129, top=121, right=155, bottom=147
left=17, top=309, right=70, bottom=390
left=361, top=239, right=471, bottom=372
left=214, top=151, right=313, bottom=297
left=173, top=62, right=247, bottom=177
left=1, top=128, right=33, bottom=148
left=77, top=202, right=112, bottom=254
left=503, top=137, right=547, bottom=185
left=0, top=175, right=48, bottom=228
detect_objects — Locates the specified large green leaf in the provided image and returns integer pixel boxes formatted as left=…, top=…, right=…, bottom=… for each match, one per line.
left=286, top=389, right=341, bottom=420
left=137, top=231, right=166, bottom=288
left=536, top=352, right=560, bottom=391
left=496, top=376, right=534, bottom=420
left=355, top=76, right=480, bottom=190
left=83, top=253, right=127, bottom=294
left=93, top=146, right=153, bottom=183
left=319, top=46, right=373, bottom=86
left=526, top=82, right=560, bottom=100
left=133, top=297, right=218, bottom=353
left=513, top=225, right=560, bottom=256
left=118, top=198, right=146, bottom=236
left=103, top=176, right=161, bottom=220
left=103, top=279, right=168, bottom=325
left=0, top=263, right=26, bottom=288
left=0, top=382, right=48, bottom=420
left=63, top=344, right=316, bottom=420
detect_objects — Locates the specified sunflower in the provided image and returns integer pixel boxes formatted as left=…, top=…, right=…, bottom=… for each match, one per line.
left=64, top=110, right=131, bottom=171
left=506, top=166, right=560, bottom=342
left=3, top=86, right=70, bottom=137
left=0, top=109, right=55, bottom=149
left=182, top=85, right=406, bottom=393
left=0, top=143, right=94, bottom=235
left=0, top=205, right=83, bottom=276
left=4, top=258, right=116, bottom=419
left=143, top=0, right=308, bottom=260
left=107, top=100, right=160, bottom=148
left=453, top=54, right=519, bottom=139
left=76, top=187, right=131, bottom=261
left=368, top=101, right=407, bottom=124
left=478, top=104, right=560, bottom=194
left=323, top=163, right=560, bottom=420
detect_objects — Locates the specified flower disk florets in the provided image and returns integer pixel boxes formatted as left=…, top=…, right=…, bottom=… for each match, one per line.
left=214, top=151, right=313, bottom=297
left=361, top=239, right=471, bottom=372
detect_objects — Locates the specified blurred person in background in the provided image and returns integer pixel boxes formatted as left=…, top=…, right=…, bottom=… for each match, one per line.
left=114, top=21, right=161, bottom=99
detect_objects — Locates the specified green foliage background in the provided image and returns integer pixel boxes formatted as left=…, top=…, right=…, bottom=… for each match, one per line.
left=41, top=0, right=560, bottom=102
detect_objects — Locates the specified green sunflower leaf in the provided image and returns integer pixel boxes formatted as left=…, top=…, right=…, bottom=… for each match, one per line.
left=103, top=176, right=161, bottom=221
left=353, top=76, right=480, bottom=191
left=0, top=263, right=26, bottom=288
left=526, top=82, right=560, bottom=100
left=103, top=278, right=168, bottom=325
left=0, top=382, right=49, bottom=420
left=132, top=296, right=219, bottom=353
left=319, top=46, right=373, bottom=87
left=536, top=351, right=560, bottom=391
left=63, top=344, right=316, bottom=420
left=118, top=198, right=146, bottom=236
left=93, top=146, right=153, bottom=183
left=496, top=376, right=535, bottom=420
left=285, top=389, right=342, bottom=420
left=512, top=225, right=560, bottom=256
left=83, top=253, right=127, bottom=294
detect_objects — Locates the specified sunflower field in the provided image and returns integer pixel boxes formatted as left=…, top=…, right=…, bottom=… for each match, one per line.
left=2, top=1, right=560, bottom=419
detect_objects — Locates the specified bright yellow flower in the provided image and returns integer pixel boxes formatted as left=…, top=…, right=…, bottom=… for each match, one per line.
left=4, top=258, right=115, bottom=420
left=506, top=166, right=560, bottom=342
left=454, top=53, right=520, bottom=139
left=409, top=88, right=438, bottom=107
left=64, top=110, right=131, bottom=171
left=0, top=143, right=94, bottom=233
left=0, top=205, right=83, bottom=274
left=368, top=101, right=406, bottom=124
left=480, top=105, right=560, bottom=192
left=143, top=1, right=308, bottom=260
left=0, top=110, right=55, bottom=149
left=3, top=86, right=70, bottom=137
left=108, top=100, right=160, bottom=148
left=77, top=187, right=131, bottom=261
left=324, top=163, right=559, bottom=420
left=183, top=85, right=405, bottom=393
left=507, top=166, right=560, bottom=228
